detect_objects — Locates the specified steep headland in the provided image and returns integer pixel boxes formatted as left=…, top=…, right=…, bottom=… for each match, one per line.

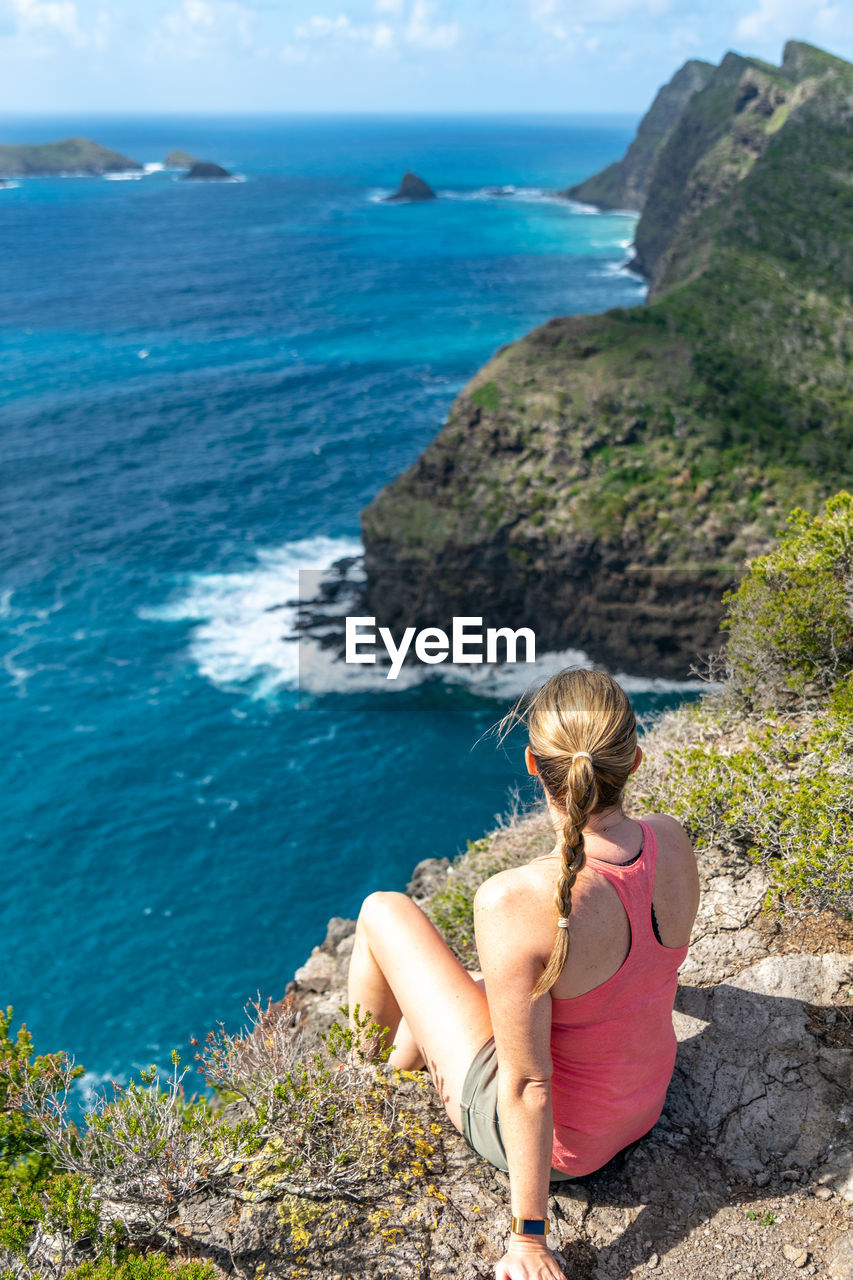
left=560, top=57, right=715, bottom=211
left=361, top=40, right=853, bottom=678
left=0, top=136, right=141, bottom=175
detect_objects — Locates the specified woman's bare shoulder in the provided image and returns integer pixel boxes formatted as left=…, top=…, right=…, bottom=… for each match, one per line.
left=643, top=813, right=700, bottom=923
left=642, top=812, right=695, bottom=854
left=474, top=860, right=542, bottom=910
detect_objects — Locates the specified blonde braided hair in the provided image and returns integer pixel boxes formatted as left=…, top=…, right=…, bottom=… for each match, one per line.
left=504, top=668, right=639, bottom=999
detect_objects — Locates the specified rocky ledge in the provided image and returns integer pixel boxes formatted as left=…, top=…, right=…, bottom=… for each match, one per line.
left=279, top=808, right=853, bottom=1279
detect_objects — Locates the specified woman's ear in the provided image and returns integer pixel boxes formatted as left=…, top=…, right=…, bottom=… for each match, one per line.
left=525, top=745, right=538, bottom=776
left=630, top=745, right=643, bottom=774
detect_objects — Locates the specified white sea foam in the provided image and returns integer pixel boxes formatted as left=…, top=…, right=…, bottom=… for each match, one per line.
left=0, top=181, right=20, bottom=191
left=144, top=162, right=164, bottom=173
left=142, top=540, right=711, bottom=702
left=140, top=536, right=362, bottom=698
left=369, top=187, right=631, bottom=211
left=104, top=170, right=146, bottom=181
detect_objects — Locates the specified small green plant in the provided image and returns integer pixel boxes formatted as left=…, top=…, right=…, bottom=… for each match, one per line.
left=745, top=1209, right=775, bottom=1224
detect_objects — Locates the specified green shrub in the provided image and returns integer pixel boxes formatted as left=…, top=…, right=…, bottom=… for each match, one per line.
left=629, top=686, right=852, bottom=917
left=469, top=381, right=501, bottom=413
left=0, top=1007, right=83, bottom=1196
left=721, top=490, right=853, bottom=708
left=65, top=1252, right=216, bottom=1279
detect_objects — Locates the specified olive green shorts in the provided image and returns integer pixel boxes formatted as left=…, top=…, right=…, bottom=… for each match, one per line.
left=459, top=1036, right=650, bottom=1181
left=459, top=1036, right=577, bottom=1181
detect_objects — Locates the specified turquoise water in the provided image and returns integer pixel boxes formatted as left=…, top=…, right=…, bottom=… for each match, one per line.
left=0, top=115, right=702, bottom=1104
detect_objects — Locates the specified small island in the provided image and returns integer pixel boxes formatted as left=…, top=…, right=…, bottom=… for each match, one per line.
left=0, top=136, right=141, bottom=176
left=183, top=160, right=232, bottom=181
left=383, top=171, right=437, bottom=202
left=164, top=149, right=198, bottom=168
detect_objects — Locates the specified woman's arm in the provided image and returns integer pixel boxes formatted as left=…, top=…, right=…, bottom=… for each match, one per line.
left=474, top=872, right=566, bottom=1280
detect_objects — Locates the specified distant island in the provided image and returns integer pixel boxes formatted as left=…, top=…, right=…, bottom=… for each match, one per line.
left=383, top=171, right=437, bottom=202
left=359, top=39, right=853, bottom=678
left=164, top=149, right=197, bottom=168
left=0, top=136, right=141, bottom=176
left=183, top=161, right=232, bottom=181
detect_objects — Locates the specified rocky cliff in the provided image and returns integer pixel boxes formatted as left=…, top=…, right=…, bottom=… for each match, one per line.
left=560, top=58, right=715, bottom=212
left=360, top=40, right=853, bottom=679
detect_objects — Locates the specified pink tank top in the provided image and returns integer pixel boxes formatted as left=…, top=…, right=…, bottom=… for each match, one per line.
left=549, top=819, right=689, bottom=1175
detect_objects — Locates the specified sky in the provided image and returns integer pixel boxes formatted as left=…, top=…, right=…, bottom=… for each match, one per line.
left=0, top=0, right=851, bottom=114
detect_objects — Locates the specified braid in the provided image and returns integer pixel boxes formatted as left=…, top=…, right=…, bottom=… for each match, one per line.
left=532, top=756, right=598, bottom=999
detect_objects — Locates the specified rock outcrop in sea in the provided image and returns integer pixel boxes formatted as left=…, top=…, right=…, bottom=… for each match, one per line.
left=0, top=136, right=142, bottom=176
left=183, top=161, right=232, bottom=180
left=358, top=40, right=853, bottom=679
left=383, top=171, right=437, bottom=201
left=165, top=149, right=198, bottom=168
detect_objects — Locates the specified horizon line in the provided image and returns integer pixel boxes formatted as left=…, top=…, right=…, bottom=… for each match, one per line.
left=0, top=108, right=643, bottom=120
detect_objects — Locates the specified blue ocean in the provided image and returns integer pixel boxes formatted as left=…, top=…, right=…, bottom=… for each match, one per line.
left=1, top=115, right=704, bottom=1105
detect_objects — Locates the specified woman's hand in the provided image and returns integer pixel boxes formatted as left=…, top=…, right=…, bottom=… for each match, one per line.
left=495, top=1238, right=566, bottom=1279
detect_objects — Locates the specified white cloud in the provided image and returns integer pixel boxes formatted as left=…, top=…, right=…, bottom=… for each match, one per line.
left=735, top=0, right=845, bottom=44
left=404, top=0, right=457, bottom=49
left=9, top=0, right=86, bottom=46
left=530, top=0, right=674, bottom=46
left=150, top=0, right=254, bottom=59
left=289, top=0, right=457, bottom=56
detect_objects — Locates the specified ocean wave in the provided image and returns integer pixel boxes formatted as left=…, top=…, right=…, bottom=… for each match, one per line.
left=142, top=544, right=711, bottom=703
left=144, top=162, right=164, bottom=174
left=612, top=672, right=717, bottom=694
left=599, top=257, right=646, bottom=283
left=140, top=536, right=362, bottom=698
left=0, top=180, right=21, bottom=191
left=368, top=187, right=632, bottom=210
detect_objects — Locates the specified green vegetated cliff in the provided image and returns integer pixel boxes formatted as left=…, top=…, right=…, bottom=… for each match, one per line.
left=361, top=40, right=853, bottom=678
left=0, top=137, right=141, bottom=175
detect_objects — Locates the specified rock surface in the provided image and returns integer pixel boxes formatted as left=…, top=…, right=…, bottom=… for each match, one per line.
left=383, top=171, right=437, bottom=202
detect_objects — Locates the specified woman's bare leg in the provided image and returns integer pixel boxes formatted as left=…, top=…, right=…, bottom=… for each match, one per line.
left=391, top=971, right=485, bottom=1072
left=347, top=891, right=492, bottom=1131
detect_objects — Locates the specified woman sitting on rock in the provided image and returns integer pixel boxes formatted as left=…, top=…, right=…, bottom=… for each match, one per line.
left=348, top=667, right=699, bottom=1280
